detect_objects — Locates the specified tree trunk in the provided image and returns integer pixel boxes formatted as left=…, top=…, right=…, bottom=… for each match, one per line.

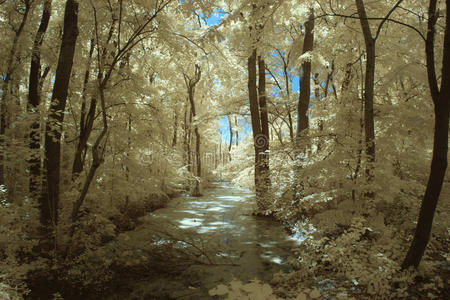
left=235, top=116, right=239, bottom=146
left=72, top=14, right=116, bottom=180
left=257, top=55, right=271, bottom=203
left=69, top=81, right=108, bottom=239
left=228, top=115, right=232, bottom=161
left=183, top=102, right=192, bottom=172
left=355, top=0, right=376, bottom=191
left=41, top=0, right=79, bottom=228
left=172, top=108, right=178, bottom=147
left=402, top=0, right=449, bottom=269
left=296, top=8, right=314, bottom=146
left=0, top=0, right=32, bottom=187
left=185, top=65, right=202, bottom=196
left=72, top=39, right=95, bottom=180
left=282, top=59, right=294, bottom=144
left=28, top=0, right=52, bottom=196
left=247, top=49, right=264, bottom=200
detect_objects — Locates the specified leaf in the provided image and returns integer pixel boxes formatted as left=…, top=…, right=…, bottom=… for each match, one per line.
left=296, top=293, right=307, bottom=300
left=309, top=288, right=321, bottom=299
left=208, top=284, right=229, bottom=296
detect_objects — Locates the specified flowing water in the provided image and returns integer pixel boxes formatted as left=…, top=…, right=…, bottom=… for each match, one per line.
left=112, top=182, right=300, bottom=299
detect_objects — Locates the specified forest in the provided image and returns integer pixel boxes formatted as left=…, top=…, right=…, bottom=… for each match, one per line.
left=0, top=0, right=449, bottom=299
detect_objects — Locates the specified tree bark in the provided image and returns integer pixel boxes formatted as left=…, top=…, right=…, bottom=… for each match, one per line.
left=28, top=0, right=52, bottom=196
left=235, top=116, right=239, bottom=146
left=296, top=8, right=314, bottom=145
left=355, top=0, right=376, bottom=189
left=247, top=49, right=265, bottom=202
left=228, top=115, right=232, bottom=161
left=72, top=14, right=116, bottom=180
left=70, top=79, right=108, bottom=239
left=184, top=65, right=202, bottom=196
left=72, top=38, right=95, bottom=179
left=172, top=108, right=178, bottom=147
left=258, top=55, right=271, bottom=199
left=41, top=0, right=79, bottom=227
left=402, top=0, right=449, bottom=269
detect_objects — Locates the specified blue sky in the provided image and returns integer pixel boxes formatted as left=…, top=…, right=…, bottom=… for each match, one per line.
left=205, top=10, right=226, bottom=26
left=205, top=10, right=307, bottom=144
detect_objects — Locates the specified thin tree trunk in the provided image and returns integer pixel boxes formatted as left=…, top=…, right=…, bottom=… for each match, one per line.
left=187, top=103, right=192, bottom=173
left=172, top=108, right=178, bottom=147
left=355, top=0, right=376, bottom=193
left=72, top=38, right=95, bottom=179
left=70, top=80, right=108, bottom=239
left=296, top=8, right=314, bottom=146
left=228, top=115, right=232, bottom=161
left=28, top=0, right=52, bottom=196
left=183, top=102, right=188, bottom=167
left=41, top=0, right=79, bottom=228
left=125, top=113, right=131, bottom=206
left=235, top=116, right=239, bottom=146
left=72, top=14, right=116, bottom=180
left=184, top=65, right=202, bottom=196
left=280, top=54, right=294, bottom=144
left=258, top=55, right=271, bottom=198
left=402, top=0, right=449, bottom=269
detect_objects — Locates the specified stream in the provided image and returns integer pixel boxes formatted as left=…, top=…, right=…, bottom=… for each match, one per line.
left=110, top=181, right=300, bottom=299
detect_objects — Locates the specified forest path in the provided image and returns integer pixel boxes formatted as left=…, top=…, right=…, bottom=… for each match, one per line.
left=111, top=181, right=300, bottom=299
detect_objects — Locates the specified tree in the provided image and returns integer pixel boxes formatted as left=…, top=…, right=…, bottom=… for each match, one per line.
left=246, top=2, right=271, bottom=212
left=402, top=0, right=449, bottom=269
left=28, top=0, right=52, bottom=196
left=41, top=0, right=79, bottom=229
left=295, top=8, right=314, bottom=147
left=184, top=64, right=202, bottom=196
left=0, top=0, right=32, bottom=190
left=354, top=0, right=404, bottom=195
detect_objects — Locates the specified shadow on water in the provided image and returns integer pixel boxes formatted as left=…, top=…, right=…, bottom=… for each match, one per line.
left=108, top=181, right=301, bottom=299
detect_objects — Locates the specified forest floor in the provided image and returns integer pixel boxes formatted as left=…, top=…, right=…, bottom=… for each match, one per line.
left=101, top=182, right=299, bottom=299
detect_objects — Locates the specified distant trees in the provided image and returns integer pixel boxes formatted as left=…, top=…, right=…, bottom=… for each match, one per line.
left=0, top=0, right=32, bottom=192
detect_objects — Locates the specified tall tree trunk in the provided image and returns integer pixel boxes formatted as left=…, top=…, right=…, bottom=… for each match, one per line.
left=69, top=80, right=108, bottom=239
left=235, top=116, right=239, bottom=146
left=355, top=0, right=376, bottom=190
left=228, top=115, right=232, bottom=161
left=293, top=8, right=314, bottom=200
left=183, top=102, right=190, bottom=170
left=248, top=49, right=264, bottom=201
left=41, top=0, right=79, bottom=228
left=258, top=55, right=271, bottom=199
left=296, top=8, right=314, bottom=146
left=72, top=14, right=116, bottom=180
left=402, top=0, right=449, bottom=269
left=184, top=65, right=202, bottom=196
left=172, top=108, right=178, bottom=147
left=0, top=0, right=32, bottom=187
left=125, top=113, right=131, bottom=206
left=28, top=0, right=52, bottom=196
left=72, top=38, right=95, bottom=180
left=282, top=58, right=294, bottom=144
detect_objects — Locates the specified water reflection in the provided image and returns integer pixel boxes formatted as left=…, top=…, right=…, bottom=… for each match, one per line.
left=142, top=181, right=299, bottom=298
